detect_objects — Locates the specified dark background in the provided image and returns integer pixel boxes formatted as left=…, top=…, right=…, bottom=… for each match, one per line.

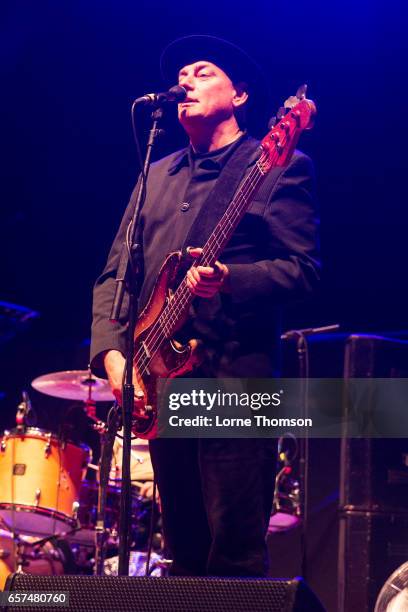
left=0, top=1, right=407, bottom=607
left=2, top=0, right=407, bottom=409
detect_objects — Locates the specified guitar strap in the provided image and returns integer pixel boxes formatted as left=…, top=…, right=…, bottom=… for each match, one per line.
left=177, top=135, right=260, bottom=279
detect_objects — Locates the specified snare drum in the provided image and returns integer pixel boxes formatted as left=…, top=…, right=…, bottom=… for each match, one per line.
left=0, top=529, right=66, bottom=590
left=0, top=428, right=90, bottom=537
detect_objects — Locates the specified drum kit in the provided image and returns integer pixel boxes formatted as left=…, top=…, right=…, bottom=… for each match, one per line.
left=0, top=364, right=302, bottom=587
left=0, top=369, right=164, bottom=588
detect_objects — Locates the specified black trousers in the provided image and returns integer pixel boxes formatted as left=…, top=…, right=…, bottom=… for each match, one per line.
left=149, top=437, right=276, bottom=576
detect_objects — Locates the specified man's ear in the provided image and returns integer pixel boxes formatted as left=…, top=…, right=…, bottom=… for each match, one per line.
left=232, top=81, right=249, bottom=108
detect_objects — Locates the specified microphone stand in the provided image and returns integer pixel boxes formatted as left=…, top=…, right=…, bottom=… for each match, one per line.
left=109, top=105, right=165, bottom=576
left=281, top=323, right=339, bottom=579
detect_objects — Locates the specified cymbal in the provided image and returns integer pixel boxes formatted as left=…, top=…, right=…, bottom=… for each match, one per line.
left=31, top=370, right=114, bottom=402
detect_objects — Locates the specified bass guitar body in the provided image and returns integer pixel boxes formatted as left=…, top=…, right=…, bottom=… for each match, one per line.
left=133, top=251, right=203, bottom=439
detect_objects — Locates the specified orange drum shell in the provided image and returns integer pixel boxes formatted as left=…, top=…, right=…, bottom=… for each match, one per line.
left=0, top=430, right=90, bottom=533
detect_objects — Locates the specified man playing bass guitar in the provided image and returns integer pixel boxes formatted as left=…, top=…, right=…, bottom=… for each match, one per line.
left=90, top=35, right=320, bottom=576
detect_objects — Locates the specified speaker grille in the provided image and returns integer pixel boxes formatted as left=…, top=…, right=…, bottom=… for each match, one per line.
left=5, top=574, right=323, bottom=612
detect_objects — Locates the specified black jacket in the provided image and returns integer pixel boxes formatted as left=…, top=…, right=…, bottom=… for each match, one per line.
left=90, top=138, right=320, bottom=378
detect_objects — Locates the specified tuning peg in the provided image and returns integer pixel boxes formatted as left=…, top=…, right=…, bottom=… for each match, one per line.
left=296, top=84, right=308, bottom=100
left=268, top=116, right=277, bottom=129
left=276, top=107, right=287, bottom=120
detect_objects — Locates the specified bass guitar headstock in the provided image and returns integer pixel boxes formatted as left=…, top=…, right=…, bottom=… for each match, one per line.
left=259, top=84, right=316, bottom=172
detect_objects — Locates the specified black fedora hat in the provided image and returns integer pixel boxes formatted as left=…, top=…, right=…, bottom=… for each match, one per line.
left=160, top=34, right=269, bottom=113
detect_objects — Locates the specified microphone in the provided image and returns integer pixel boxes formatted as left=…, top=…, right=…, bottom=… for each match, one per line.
left=281, top=324, right=340, bottom=341
left=134, top=85, right=187, bottom=106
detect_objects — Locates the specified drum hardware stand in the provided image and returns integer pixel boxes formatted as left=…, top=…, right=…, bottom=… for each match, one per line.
left=76, top=372, right=122, bottom=575
left=94, top=402, right=122, bottom=576
left=15, top=538, right=30, bottom=574
left=144, top=478, right=158, bottom=576
left=281, top=323, right=339, bottom=579
left=81, top=367, right=109, bottom=433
